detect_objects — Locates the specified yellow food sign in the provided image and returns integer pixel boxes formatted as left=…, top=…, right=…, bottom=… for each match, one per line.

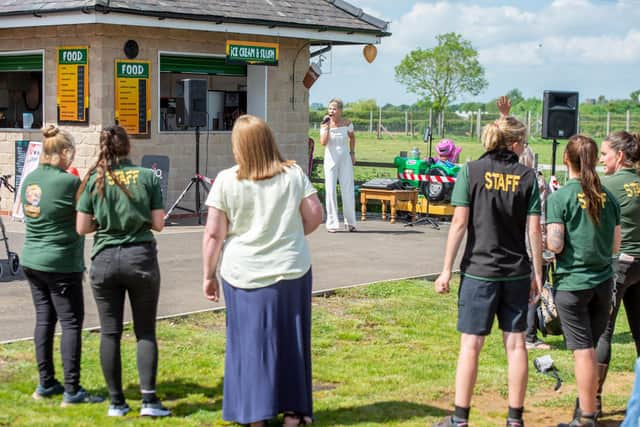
left=57, top=46, right=89, bottom=123
left=115, top=60, right=151, bottom=137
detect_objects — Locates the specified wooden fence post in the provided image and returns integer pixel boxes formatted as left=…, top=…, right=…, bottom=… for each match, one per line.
left=369, top=110, right=373, bottom=135
left=377, top=106, right=382, bottom=140
left=476, top=110, right=481, bottom=143
left=606, top=111, right=611, bottom=135
left=405, top=111, right=408, bottom=135
left=627, top=109, right=631, bottom=132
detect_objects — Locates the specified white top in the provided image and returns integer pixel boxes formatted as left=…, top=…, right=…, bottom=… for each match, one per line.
left=321, top=123, right=353, bottom=168
left=205, top=163, right=317, bottom=289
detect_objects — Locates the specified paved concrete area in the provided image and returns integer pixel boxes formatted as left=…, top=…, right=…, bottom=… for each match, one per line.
left=0, top=214, right=456, bottom=342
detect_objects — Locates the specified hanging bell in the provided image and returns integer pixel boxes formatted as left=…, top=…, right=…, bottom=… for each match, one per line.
left=363, top=44, right=377, bottom=63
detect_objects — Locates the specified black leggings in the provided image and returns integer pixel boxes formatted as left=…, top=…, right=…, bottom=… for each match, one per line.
left=24, top=268, right=84, bottom=393
left=596, top=260, right=640, bottom=364
left=90, top=242, right=161, bottom=403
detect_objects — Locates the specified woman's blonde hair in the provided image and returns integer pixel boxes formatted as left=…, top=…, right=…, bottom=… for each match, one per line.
left=40, top=125, right=75, bottom=167
left=232, top=115, right=295, bottom=180
left=328, top=97, right=344, bottom=110
left=481, top=116, right=527, bottom=151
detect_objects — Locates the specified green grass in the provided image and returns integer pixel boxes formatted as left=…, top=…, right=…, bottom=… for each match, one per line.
left=0, top=278, right=635, bottom=426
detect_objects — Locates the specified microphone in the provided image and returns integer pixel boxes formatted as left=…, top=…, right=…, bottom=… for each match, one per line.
left=321, top=115, right=331, bottom=125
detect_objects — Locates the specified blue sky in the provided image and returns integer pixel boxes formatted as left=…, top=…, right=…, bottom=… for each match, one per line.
left=309, top=0, right=640, bottom=106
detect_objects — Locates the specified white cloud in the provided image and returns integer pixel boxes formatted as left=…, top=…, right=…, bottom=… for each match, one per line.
left=311, top=0, right=640, bottom=105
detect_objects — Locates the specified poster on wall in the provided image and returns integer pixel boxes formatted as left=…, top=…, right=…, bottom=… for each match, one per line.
left=141, top=155, right=170, bottom=208
left=57, top=46, right=89, bottom=124
left=115, top=60, right=151, bottom=138
left=12, top=141, right=42, bottom=220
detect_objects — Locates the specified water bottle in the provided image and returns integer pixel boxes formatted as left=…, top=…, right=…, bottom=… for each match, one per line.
left=410, top=147, right=420, bottom=159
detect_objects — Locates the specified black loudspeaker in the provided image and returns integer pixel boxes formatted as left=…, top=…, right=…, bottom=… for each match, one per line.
left=542, top=91, right=579, bottom=139
left=176, top=79, right=207, bottom=127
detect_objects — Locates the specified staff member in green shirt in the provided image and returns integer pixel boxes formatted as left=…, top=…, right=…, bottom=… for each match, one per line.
left=434, top=99, right=543, bottom=427
left=21, top=125, right=102, bottom=406
left=547, top=135, right=621, bottom=427
left=76, top=125, right=168, bottom=418
left=595, top=131, right=640, bottom=415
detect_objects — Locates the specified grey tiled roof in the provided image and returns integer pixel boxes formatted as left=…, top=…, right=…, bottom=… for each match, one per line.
left=0, top=0, right=389, bottom=35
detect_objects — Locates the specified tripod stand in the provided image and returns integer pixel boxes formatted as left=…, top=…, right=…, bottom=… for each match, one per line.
left=164, top=126, right=210, bottom=224
left=405, top=126, right=439, bottom=229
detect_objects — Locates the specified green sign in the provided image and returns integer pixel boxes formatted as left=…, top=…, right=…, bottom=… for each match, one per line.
left=117, top=61, right=149, bottom=78
left=58, top=48, right=88, bottom=65
left=226, top=40, right=279, bottom=65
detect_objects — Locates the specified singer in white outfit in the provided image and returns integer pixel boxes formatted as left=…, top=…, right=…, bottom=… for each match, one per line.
left=320, top=98, right=357, bottom=232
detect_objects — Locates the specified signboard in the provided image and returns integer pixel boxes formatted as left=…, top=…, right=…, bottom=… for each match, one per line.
left=226, top=40, right=279, bottom=66
left=57, top=46, right=89, bottom=123
left=141, top=155, right=170, bottom=208
left=115, top=60, right=151, bottom=137
left=12, top=141, right=42, bottom=220
left=14, top=140, right=30, bottom=193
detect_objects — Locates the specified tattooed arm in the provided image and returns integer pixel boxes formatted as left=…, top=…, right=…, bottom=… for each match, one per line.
left=546, top=222, right=565, bottom=254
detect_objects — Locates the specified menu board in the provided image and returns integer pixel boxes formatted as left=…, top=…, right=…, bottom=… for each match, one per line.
left=57, top=46, right=89, bottom=124
left=115, top=60, right=151, bottom=137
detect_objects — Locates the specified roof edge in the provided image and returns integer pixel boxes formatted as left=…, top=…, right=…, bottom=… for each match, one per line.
left=0, top=4, right=390, bottom=37
left=326, top=0, right=389, bottom=31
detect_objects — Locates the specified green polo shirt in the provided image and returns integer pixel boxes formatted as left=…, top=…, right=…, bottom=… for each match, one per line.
left=20, top=164, right=84, bottom=273
left=546, top=179, right=620, bottom=291
left=602, top=168, right=640, bottom=257
left=77, top=159, right=164, bottom=258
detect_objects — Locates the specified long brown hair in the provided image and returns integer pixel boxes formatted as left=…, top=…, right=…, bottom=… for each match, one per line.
left=565, top=134, right=603, bottom=224
left=76, top=125, right=132, bottom=199
left=232, top=115, right=295, bottom=180
left=481, top=116, right=527, bottom=151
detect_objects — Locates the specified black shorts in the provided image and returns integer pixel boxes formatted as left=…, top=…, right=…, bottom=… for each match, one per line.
left=555, top=278, right=613, bottom=350
left=457, top=276, right=530, bottom=336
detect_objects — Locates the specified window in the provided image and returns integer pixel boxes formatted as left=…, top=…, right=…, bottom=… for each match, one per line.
left=159, top=53, right=247, bottom=132
left=0, top=52, right=44, bottom=130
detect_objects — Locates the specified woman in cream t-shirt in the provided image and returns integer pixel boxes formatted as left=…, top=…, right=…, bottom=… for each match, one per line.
left=202, top=115, right=323, bottom=427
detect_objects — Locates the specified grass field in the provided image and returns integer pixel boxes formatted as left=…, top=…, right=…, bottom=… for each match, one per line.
left=0, top=278, right=634, bottom=426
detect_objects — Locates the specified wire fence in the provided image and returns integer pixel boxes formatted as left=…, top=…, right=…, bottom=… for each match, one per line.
left=310, top=109, right=639, bottom=140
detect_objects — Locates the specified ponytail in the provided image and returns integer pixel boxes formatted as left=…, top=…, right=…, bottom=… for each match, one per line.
left=76, top=125, right=132, bottom=201
left=481, top=116, right=527, bottom=151
left=566, top=135, right=602, bottom=224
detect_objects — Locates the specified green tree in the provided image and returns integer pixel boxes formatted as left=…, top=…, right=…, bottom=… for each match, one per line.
left=394, top=33, right=488, bottom=113
left=630, top=89, right=640, bottom=103
left=345, top=98, right=378, bottom=113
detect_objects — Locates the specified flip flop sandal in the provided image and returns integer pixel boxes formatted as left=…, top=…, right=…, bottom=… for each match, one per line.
left=283, top=412, right=312, bottom=426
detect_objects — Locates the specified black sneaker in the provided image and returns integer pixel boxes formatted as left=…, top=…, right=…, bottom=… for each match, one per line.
left=433, top=415, right=469, bottom=427
left=557, top=408, right=596, bottom=427
left=60, top=387, right=105, bottom=407
left=507, top=418, right=524, bottom=427
left=32, top=381, right=64, bottom=400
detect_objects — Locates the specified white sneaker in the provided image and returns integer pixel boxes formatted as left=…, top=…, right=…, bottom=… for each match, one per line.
left=108, top=403, right=131, bottom=417
left=140, top=401, right=171, bottom=417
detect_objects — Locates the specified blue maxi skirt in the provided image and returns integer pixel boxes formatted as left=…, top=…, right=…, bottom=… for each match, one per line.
left=221, top=269, right=313, bottom=424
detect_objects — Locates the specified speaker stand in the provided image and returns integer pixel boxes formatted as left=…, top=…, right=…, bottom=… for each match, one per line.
left=550, top=138, right=559, bottom=176
left=164, top=126, right=209, bottom=225
left=405, top=128, right=439, bottom=230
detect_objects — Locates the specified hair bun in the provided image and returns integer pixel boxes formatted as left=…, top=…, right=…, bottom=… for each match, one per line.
left=42, top=125, right=60, bottom=138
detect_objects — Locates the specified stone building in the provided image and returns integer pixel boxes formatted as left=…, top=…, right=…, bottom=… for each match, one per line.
left=0, top=0, right=388, bottom=215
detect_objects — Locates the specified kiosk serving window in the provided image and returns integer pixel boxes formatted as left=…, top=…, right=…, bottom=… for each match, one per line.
left=159, top=53, right=247, bottom=132
left=0, top=52, right=43, bottom=130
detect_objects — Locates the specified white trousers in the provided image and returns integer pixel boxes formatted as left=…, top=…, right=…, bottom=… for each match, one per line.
left=324, top=152, right=356, bottom=230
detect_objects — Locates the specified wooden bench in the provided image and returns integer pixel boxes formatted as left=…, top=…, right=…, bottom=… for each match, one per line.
left=359, top=188, right=418, bottom=224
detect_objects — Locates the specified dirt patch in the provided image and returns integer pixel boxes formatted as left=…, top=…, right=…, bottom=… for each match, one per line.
left=433, top=371, right=633, bottom=426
